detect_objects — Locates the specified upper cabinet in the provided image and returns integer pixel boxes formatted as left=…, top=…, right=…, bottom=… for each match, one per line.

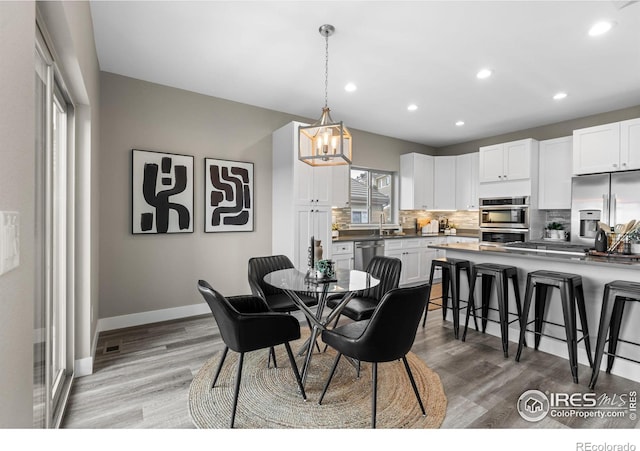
left=478, top=138, right=538, bottom=198
left=538, top=136, right=572, bottom=209
left=433, top=156, right=456, bottom=210
left=479, top=138, right=535, bottom=183
left=621, top=118, right=640, bottom=170
left=455, top=152, right=479, bottom=210
left=400, top=153, right=434, bottom=210
left=331, top=164, right=351, bottom=208
left=573, top=118, right=640, bottom=175
left=293, top=153, right=332, bottom=206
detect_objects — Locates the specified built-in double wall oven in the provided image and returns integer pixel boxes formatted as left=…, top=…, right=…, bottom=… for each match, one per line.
left=479, top=196, right=530, bottom=243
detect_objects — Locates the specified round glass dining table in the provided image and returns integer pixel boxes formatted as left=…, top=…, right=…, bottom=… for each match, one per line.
left=264, top=268, right=380, bottom=385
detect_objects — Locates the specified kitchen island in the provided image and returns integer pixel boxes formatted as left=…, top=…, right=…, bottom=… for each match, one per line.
left=429, top=242, right=640, bottom=383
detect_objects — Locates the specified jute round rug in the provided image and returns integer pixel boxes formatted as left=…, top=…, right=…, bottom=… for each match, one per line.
left=188, top=332, right=447, bottom=429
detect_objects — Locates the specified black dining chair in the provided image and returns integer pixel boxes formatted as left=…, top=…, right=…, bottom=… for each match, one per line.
left=326, top=255, right=402, bottom=323
left=248, top=254, right=320, bottom=363
left=248, top=255, right=318, bottom=313
left=196, top=279, right=307, bottom=428
left=319, top=283, right=430, bottom=428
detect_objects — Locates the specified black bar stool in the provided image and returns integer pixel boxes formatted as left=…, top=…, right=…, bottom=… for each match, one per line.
left=589, top=280, right=640, bottom=389
left=462, top=263, right=523, bottom=357
left=422, top=257, right=473, bottom=339
left=515, top=270, right=593, bottom=383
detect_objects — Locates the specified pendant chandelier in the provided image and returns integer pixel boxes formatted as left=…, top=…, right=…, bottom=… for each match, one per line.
left=298, top=24, right=352, bottom=167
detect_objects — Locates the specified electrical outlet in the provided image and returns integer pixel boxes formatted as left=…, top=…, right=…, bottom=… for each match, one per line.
left=0, top=211, right=20, bottom=276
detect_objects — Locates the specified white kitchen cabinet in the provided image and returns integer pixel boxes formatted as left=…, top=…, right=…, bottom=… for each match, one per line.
left=620, top=118, right=640, bottom=171
left=331, top=241, right=354, bottom=270
left=433, top=156, right=456, bottom=210
left=294, top=157, right=332, bottom=206
left=273, top=121, right=336, bottom=269
left=400, top=153, right=434, bottom=210
left=294, top=206, right=331, bottom=271
left=384, top=238, right=423, bottom=286
left=455, top=152, right=479, bottom=210
left=538, top=136, right=572, bottom=209
left=479, top=139, right=535, bottom=183
left=572, top=118, right=640, bottom=175
left=573, top=122, right=621, bottom=175
left=331, top=164, right=351, bottom=208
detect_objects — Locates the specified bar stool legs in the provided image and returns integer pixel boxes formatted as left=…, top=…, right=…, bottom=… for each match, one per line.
left=463, top=263, right=522, bottom=358
left=422, top=258, right=474, bottom=339
left=589, top=280, right=640, bottom=390
left=516, top=271, right=593, bottom=384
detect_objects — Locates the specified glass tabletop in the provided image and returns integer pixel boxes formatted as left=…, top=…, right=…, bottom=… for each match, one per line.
left=264, top=268, right=380, bottom=294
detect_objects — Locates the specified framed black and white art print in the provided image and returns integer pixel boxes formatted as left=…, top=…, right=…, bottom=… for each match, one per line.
left=131, top=149, right=194, bottom=234
left=204, top=158, right=254, bottom=232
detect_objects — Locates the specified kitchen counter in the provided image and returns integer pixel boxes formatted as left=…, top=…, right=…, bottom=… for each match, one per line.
left=429, top=242, right=640, bottom=269
left=432, top=242, right=640, bottom=383
left=332, top=230, right=479, bottom=242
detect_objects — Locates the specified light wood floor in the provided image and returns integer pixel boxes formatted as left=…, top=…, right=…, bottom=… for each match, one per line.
left=62, top=286, right=640, bottom=430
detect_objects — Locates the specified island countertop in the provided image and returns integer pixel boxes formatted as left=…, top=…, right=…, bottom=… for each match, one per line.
left=431, top=242, right=640, bottom=383
left=428, top=242, right=640, bottom=270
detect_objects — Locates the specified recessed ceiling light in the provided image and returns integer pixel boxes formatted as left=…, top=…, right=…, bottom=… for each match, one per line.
left=588, top=21, right=614, bottom=36
left=476, top=68, right=493, bottom=79
left=553, top=92, right=568, bottom=100
left=344, top=82, right=357, bottom=92
left=455, top=120, right=465, bottom=126
left=407, top=104, right=418, bottom=112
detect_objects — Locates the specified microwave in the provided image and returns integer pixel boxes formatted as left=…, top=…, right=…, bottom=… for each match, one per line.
left=480, top=228, right=529, bottom=244
left=479, top=196, right=529, bottom=229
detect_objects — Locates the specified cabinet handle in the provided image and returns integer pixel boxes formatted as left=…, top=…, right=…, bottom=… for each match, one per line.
left=498, top=175, right=502, bottom=179
left=503, top=174, right=507, bottom=179
left=613, top=164, right=618, bottom=168
left=622, top=162, right=627, bottom=167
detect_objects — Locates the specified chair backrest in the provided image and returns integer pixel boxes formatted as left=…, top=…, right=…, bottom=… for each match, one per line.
left=248, top=255, right=294, bottom=298
left=197, top=280, right=244, bottom=352
left=360, top=256, right=402, bottom=300
left=357, top=283, right=429, bottom=362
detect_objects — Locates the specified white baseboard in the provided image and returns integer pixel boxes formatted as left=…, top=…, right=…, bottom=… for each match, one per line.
left=74, top=356, right=94, bottom=377
left=97, top=302, right=210, bottom=333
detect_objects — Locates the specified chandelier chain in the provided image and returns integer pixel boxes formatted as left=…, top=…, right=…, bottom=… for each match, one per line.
left=324, top=32, right=329, bottom=108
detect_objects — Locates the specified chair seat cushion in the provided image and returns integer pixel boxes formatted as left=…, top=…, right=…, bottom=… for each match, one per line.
left=265, top=292, right=317, bottom=313
left=327, top=295, right=378, bottom=321
left=322, top=320, right=369, bottom=360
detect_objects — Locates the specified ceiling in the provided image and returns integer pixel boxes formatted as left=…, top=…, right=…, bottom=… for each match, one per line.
left=89, top=1, right=640, bottom=148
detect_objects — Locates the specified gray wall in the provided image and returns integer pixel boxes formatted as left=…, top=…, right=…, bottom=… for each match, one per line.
left=437, top=105, right=640, bottom=155
left=0, top=0, right=35, bottom=427
left=98, top=73, right=432, bottom=319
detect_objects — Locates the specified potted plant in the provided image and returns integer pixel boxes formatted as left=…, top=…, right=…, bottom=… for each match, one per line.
left=628, top=228, right=640, bottom=254
left=332, top=223, right=340, bottom=238
left=546, top=222, right=565, bottom=240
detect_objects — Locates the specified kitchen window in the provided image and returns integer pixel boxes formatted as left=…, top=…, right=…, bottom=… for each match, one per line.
left=350, top=168, right=394, bottom=224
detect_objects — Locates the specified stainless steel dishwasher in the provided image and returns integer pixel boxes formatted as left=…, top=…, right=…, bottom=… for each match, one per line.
left=354, top=240, right=385, bottom=270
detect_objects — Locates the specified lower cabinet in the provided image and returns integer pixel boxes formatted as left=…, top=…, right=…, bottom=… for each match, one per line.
left=331, top=241, right=354, bottom=271
left=385, top=238, right=436, bottom=286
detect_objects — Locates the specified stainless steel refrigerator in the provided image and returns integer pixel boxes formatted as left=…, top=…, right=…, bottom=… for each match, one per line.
left=571, top=171, right=640, bottom=245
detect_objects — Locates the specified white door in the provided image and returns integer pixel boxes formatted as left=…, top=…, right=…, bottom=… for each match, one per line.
left=479, top=145, right=504, bottom=182
left=538, top=137, right=572, bottom=209
left=504, top=140, right=531, bottom=181
left=402, top=250, right=421, bottom=286
left=35, top=30, right=75, bottom=428
left=434, top=156, right=456, bottom=210
left=620, top=118, right=640, bottom=171
left=573, top=123, right=621, bottom=174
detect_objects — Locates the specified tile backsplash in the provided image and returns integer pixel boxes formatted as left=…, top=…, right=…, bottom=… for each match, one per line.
left=333, top=207, right=572, bottom=236
left=332, top=208, right=480, bottom=232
